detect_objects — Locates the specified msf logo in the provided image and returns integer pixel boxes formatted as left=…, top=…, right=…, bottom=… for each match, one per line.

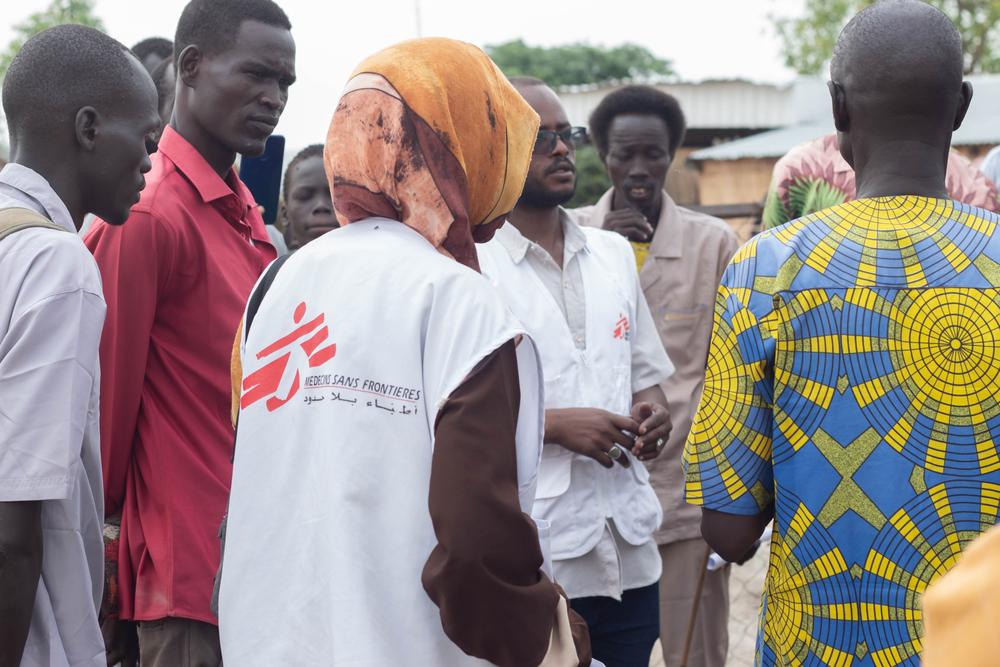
left=613, top=313, right=631, bottom=341
left=241, top=301, right=337, bottom=412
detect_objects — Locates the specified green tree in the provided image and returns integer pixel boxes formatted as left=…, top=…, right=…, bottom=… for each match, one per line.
left=773, top=0, right=1000, bottom=75
left=566, top=145, right=611, bottom=209
left=0, top=0, right=104, bottom=159
left=485, top=39, right=673, bottom=87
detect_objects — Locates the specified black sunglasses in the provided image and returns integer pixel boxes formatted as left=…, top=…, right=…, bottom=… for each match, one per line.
left=534, top=127, right=588, bottom=154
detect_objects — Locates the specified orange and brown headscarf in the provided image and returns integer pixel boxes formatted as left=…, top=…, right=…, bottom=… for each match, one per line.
left=324, top=38, right=539, bottom=270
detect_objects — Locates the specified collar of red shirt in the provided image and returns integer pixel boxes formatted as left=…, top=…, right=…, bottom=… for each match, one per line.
left=156, top=125, right=274, bottom=248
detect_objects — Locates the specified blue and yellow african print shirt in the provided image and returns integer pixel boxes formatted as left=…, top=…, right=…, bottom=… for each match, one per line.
left=684, top=196, right=1000, bottom=667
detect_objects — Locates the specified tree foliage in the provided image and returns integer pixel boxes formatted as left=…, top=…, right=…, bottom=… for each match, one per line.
left=566, top=145, right=611, bottom=209
left=0, top=0, right=103, bottom=158
left=773, top=0, right=1000, bottom=75
left=485, top=39, right=673, bottom=87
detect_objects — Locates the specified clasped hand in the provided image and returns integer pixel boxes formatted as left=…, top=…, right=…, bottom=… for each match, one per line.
left=545, top=402, right=672, bottom=468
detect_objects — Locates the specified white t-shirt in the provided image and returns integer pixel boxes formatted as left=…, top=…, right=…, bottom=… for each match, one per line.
left=0, top=164, right=105, bottom=667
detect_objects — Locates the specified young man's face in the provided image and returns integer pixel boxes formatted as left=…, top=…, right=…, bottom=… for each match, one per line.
left=604, top=113, right=672, bottom=221
left=84, top=56, right=161, bottom=225
left=517, top=85, right=578, bottom=209
left=193, top=20, right=295, bottom=159
left=285, top=155, right=336, bottom=248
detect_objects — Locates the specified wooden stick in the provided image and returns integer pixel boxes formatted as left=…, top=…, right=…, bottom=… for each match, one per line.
left=680, top=545, right=713, bottom=667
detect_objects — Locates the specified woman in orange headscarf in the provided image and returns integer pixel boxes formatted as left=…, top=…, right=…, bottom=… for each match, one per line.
left=219, top=39, right=591, bottom=666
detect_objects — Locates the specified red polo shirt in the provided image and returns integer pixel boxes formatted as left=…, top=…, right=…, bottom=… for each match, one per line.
left=85, top=126, right=276, bottom=623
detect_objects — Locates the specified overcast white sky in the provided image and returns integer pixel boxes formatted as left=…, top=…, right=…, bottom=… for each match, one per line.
left=3, top=0, right=803, bottom=153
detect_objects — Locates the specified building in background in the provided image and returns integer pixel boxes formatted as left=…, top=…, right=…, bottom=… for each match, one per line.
left=562, top=76, right=1000, bottom=240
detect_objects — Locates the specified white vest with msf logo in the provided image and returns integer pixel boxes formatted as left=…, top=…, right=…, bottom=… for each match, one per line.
left=477, top=224, right=663, bottom=562
left=219, top=219, right=545, bottom=667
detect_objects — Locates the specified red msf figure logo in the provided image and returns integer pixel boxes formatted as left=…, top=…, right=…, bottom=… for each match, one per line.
left=613, top=313, right=630, bottom=341
left=241, top=301, right=337, bottom=411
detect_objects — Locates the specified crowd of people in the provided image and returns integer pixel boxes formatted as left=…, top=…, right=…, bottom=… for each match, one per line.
left=2, top=0, right=1000, bottom=666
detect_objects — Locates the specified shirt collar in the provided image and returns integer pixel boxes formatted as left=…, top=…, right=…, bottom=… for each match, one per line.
left=0, top=163, right=77, bottom=233
left=494, top=208, right=589, bottom=264
left=156, top=125, right=255, bottom=209
left=594, top=187, right=684, bottom=259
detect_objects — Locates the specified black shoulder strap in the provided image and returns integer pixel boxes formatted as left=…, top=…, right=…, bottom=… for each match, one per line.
left=244, top=253, right=293, bottom=339
left=215, top=252, right=293, bottom=617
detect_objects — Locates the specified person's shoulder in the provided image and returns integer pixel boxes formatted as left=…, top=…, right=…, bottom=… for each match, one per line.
left=674, top=205, right=738, bottom=242
left=86, top=166, right=188, bottom=246
left=566, top=203, right=598, bottom=226
left=132, top=158, right=188, bottom=219
left=2, top=222, right=102, bottom=303
left=742, top=200, right=850, bottom=269
left=580, top=222, right=627, bottom=248
left=580, top=224, right=641, bottom=278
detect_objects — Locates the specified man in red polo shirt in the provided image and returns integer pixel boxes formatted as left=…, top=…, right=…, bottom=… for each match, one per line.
left=85, top=0, right=295, bottom=663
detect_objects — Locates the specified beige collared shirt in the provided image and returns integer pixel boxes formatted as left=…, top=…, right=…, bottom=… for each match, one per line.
left=570, top=190, right=739, bottom=544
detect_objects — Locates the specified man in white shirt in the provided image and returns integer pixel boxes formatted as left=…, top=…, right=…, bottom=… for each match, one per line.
left=478, top=77, right=673, bottom=667
left=0, top=25, right=158, bottom=667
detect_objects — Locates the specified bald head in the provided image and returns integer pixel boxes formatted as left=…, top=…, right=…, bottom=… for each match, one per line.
left=2, top=24, right=161, bottom=228
left=828, top=0, right=971, bottom=198
left=831, top=0, right=964, bottom=115
left=3, top=25, right=151, bottom=141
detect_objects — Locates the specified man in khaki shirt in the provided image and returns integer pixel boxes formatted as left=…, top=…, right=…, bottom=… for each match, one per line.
left=570, top=84, right=738, bottom=667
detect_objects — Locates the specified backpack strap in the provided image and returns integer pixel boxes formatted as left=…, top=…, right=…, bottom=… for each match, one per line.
left=214, top=250, right=291, bottom=619
left=0, top=207, right=67, bottom=242
left=244, top=252, right=293, bottom=340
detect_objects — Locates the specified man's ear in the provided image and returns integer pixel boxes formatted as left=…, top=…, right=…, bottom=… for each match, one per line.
left=829, top=80, right=849, bottom=133
left=177, top=44, right=202, bottom=87
left=954, top=81, right=973, bottom=131
left=74, top=106, right=99, bottom=152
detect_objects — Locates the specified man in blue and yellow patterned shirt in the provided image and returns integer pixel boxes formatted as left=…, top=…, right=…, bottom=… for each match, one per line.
left=684, top=2, right=1000, bottom=666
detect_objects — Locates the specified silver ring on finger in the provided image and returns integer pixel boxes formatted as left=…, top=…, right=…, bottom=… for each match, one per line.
left=608, top=445, right=623, bottom=460
left=656, top=438, right=665, bottom=450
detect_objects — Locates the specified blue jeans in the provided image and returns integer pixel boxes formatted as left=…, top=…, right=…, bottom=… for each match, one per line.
left=571, top=583, right=660, bottom=667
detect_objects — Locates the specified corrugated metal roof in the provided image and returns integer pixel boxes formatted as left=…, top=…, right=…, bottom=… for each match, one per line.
left=559, top=78, right=828, bottom=130
left=689, top=121, right=831, bottom=161
left=689, top=75, right=1000, bottom=161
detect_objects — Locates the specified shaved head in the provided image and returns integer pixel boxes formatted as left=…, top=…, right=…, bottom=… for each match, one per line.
left=2, top=24, right=160, bottom=227
left=831, top=0, right=963, bottom=109
left=828, top=0, right=971, bottom=197
left=3, top=25, right=148, bottom=141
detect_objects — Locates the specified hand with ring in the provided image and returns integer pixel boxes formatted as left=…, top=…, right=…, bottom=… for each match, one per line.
left=544, top=407, right=640, bottom=468
left=630, top=401, right=672, bottom=461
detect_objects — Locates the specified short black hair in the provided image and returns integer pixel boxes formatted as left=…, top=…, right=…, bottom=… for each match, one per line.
left=3, top=24, right=140, bottom=137
left=174, top=0, right=291, bottom=65
left=131, top=37, right=173, bottom=61
left=150, top=57, right=175, bottom=110
left=283, top=144, right=324, bottom=199
left=589, top=85, right=686, bottom=159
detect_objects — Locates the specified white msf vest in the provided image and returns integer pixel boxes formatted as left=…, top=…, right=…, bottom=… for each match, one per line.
left=219, top=219, right=545, bottom=666
left=477, top=225, right=662, bottom=561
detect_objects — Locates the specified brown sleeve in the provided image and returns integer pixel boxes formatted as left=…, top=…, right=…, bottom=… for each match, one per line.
left=422, top=339, right=591, bottom=667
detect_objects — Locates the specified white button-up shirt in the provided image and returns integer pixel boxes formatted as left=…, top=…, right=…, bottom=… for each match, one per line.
left=491, top=214, right=669, bottom=600
left=0, top=164, right=106, bottom=666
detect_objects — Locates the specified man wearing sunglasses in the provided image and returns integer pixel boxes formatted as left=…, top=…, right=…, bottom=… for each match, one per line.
left=477, top=77, right=674, bottom=667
